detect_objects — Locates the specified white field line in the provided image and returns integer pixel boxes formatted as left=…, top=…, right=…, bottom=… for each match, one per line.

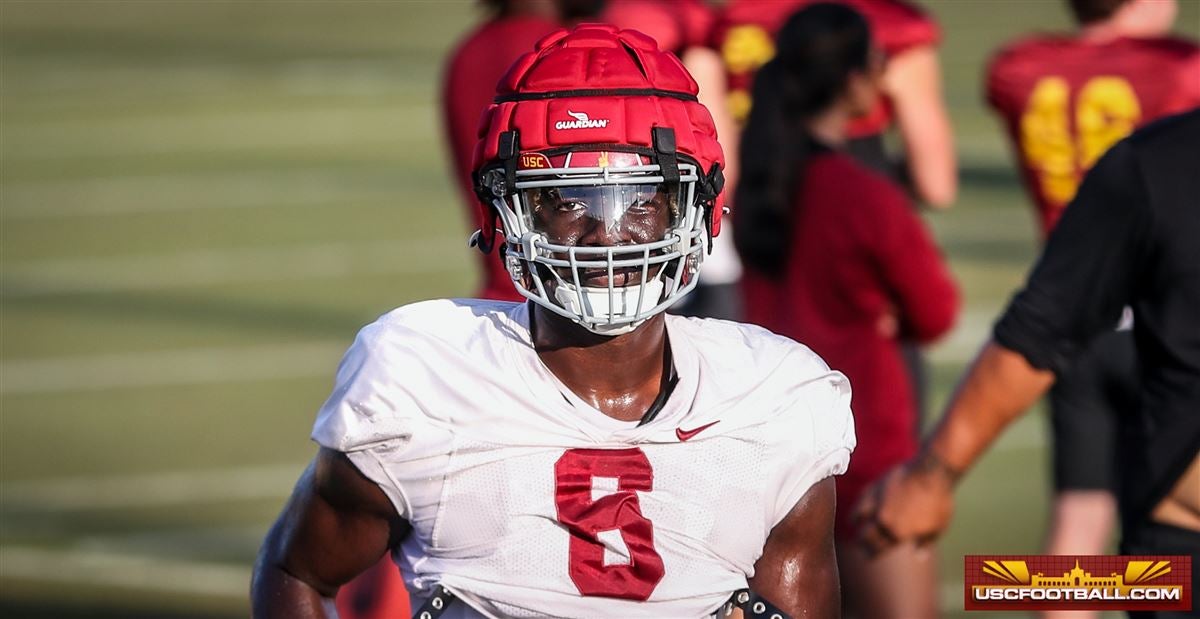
left=1, top=463, right=303, bottom=512
left=1, top=169, right=405, bottom=219
left=1, top=237, right=465, bottom=297
left=0, top=545, right=251, bottom=601
left=0, top=341, right=347, bottom=395
left=3, top=102, right=436, bottom=161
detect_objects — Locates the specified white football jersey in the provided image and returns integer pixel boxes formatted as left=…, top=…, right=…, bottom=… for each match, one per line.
left=312, top=299, right=855, bottom=619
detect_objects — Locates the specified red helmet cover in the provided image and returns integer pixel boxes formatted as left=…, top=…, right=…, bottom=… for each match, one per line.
left=470, top=24, right=726, bottom=248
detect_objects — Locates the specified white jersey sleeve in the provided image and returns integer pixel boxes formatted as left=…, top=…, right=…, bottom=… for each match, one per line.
left=674, top=316, right=856, bottom=532
left=311, top=300, right=488, bottom=522
left=763, top=351, right=855, bottom=526
left=311, top=319, right=420, bottom=519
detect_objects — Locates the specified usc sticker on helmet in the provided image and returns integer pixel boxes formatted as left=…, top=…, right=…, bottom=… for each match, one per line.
left=519, top=153, right=552, bottom=170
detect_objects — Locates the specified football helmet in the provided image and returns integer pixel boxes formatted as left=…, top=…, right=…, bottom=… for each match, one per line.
left=471, top=25, right=726, bottom=335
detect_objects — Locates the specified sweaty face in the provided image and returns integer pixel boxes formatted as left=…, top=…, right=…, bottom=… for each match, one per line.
left=522, top=183, right=680, bottom=287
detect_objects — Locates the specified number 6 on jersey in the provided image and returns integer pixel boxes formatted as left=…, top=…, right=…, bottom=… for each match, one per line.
left=554, top=448, right=665, bottom=600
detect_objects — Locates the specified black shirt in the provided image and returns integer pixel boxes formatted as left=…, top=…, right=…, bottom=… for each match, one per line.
left=994, top=109, right=1200, bottom=526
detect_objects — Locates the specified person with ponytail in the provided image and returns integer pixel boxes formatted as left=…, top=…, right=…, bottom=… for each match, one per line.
left=734, top=4, right=959, bottom=617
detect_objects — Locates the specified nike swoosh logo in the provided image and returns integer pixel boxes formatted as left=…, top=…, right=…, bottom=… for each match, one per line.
left=675, top=421, right=720, bottom=442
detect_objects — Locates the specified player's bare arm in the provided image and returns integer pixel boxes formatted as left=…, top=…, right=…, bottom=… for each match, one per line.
left=885, top=45, right=957, bottom=209
left=683, top=45, right=739, bottom=192
left=252, top=448, right=408, bottom=618
left=856, top=341, right=1054, bottom=552
left=750, top=477, right=840, bottom=618
left=1151, top=455, right=1200, bottom=530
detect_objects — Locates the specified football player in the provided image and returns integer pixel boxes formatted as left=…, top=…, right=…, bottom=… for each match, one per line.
left=986, top=0, right=1198, bottom=236
left=984, top=2, right=1198, bottom=605
left=252, top=25, right=856, bottom=619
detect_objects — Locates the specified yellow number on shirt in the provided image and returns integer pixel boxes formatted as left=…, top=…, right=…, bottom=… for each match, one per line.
left=1076, top=77, right=1141, bottom=169
left=1019, top=76, right=1142, bottom=209
left=721, top=24, right=775, bottom=123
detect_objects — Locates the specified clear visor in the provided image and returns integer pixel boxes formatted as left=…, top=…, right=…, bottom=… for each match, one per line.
left=520, top=183, right=681, bottom=247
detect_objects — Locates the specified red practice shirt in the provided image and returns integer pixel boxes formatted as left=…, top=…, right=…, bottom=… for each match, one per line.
left=986, top=34, right=1200, bottom=236
left=711, top=0, right=939, bottom=135
left=443, top=14, right=561, bottom=301
left=600, top=0, right=716, bottom=56
left=741, top=151, right=959, bottom=536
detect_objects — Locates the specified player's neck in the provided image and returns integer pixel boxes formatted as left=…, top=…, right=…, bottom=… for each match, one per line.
left=1078, top=16, right=1169, bottom=42
left=1079, top=20, right=1129, bottom=41
left=531, top=307, right=671, bottom=422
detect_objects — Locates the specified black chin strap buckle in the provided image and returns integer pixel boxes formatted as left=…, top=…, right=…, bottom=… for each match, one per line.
left=653, top=126, right=680, bottom=184
left=471, top=130, right=521, bottom=255
left=498, top=130, right=520, bottom=195
left=699, top=163, right=725, bottom=253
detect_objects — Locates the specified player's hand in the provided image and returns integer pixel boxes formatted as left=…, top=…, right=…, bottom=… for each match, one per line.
left=853, top=450, right=959, bottom=555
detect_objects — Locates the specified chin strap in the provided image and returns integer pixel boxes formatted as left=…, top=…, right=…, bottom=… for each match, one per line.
left=472, top=130, right=522, bottom=255
left=697, top=162, right=725, bottom=252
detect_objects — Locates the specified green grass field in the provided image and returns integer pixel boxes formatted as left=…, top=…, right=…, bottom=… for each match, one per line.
left=2, top=1, right=1197, bottom=617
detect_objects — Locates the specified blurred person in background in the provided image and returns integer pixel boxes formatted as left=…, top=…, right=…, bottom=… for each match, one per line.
left=985, top=2, right=1199, bottom=608
left=442, top=0, right=561, bottom=303
left=255, top=24, right=855, bottom=619
left=594, top=0, right=746, bottom=321
left=712, top=0, right=957, bottom=208
left=857, top=108, right=1200, bottom=619
left=337, top=2, right=562, bottom=615
left=713, top=0, right=958, bottom=441
left=733, top=4, right=959, bottom=617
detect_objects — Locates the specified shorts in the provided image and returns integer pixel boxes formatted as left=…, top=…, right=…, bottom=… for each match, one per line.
left=1049, top=328, right=1138, bottom=492
left=1121, top=521, right=1200, bottom=618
